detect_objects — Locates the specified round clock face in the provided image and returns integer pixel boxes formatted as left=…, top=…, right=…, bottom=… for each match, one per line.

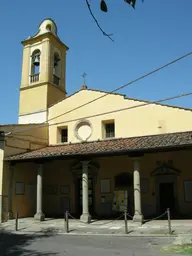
left=75, top=120, right=92, bottom=141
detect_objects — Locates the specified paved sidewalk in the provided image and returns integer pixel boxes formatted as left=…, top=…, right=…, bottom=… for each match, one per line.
left=1, top=218, right=192, bottom=236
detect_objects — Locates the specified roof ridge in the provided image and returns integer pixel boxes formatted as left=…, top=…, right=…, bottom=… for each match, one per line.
left=48, top=88, right=126, bottom=108
left=125, top=96, right=192, bottom=112
left=48, top=88, right=192, bottom=112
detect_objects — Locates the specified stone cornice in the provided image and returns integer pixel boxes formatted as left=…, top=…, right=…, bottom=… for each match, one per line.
left=21, top=33, right=69, bottom=51
left=20, top=81, right=66, bottom=94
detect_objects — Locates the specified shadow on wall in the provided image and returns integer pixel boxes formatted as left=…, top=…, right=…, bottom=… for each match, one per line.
left=0, top=228, right=59, bottom=256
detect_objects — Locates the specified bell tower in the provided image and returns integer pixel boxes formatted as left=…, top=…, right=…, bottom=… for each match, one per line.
left=18, top=18, right=68, bottom=124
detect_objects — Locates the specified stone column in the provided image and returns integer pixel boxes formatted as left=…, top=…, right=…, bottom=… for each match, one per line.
left=133, top=158, right=143, bottom=223
left=34, top=163, right=45, bottom=221
left=80, top=161, right=91, bottom=223
left=8, top=163, right=14, bottom=220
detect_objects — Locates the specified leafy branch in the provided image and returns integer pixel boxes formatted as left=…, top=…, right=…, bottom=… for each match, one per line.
left=85, top=0, right=114, bottom=42
left=86, top=0, right=144, bottom=42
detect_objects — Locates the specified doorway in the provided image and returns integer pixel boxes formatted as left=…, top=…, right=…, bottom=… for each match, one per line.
left=159, top=183, right=175, bottom=213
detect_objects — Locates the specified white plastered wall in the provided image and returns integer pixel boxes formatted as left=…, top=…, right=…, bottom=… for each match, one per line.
left=18, top=110, right=47, bottom=124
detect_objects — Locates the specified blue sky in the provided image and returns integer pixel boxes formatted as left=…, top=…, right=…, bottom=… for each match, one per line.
left=0, top=0, right=192, bottom=124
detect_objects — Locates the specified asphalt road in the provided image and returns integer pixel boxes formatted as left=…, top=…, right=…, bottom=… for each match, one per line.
left=0, top=232, right=185, bottom=256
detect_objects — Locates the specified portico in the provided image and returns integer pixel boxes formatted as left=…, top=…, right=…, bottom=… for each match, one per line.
left=2, top=131, right=192, bottom=224
left=7, top=156, right=144, bottom=224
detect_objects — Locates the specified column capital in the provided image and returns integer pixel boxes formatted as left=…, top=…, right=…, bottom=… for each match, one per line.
left=8, top=162, right=16, bottom=168
left=132, top=158, right=141, bottom=171
left=81, top=160, right=90, bottom=166
left=129, top=152, right=144, bottom=159
left=34, top=160, right=45, bottom=165
left=132, top=157, right=141, bottom=162
left=0, top=131, right=5, bottom=142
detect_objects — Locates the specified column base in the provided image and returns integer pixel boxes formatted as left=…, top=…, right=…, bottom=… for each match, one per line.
left=133, top=214, right=143, bottom=224
left=34, top=212, right=45, bottom=221
left=8, top=211, right=13, bottom=220
left=80, top=213, right=91, bottom=223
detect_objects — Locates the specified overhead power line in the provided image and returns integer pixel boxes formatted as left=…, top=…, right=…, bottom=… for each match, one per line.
left=6, top=50, right=192, bottom=136
left=9, top=91, right=192, bottom=136
left=48, top=51, right=192, bottom=123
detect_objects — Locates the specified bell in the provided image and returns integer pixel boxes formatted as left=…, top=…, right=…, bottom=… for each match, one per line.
left=33, top=55, right=40, bottom=66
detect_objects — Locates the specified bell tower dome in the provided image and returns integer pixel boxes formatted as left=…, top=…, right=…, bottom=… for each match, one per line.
left=19, top=18, right=68, bottom=124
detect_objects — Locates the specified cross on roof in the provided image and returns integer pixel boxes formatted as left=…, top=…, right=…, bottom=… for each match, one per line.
left=82, top=72, right=87, bottom=84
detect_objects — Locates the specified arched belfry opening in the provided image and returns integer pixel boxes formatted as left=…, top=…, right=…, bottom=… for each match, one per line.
left=30, top=49, right=41, bottom=83
left=46, top=24, right=52, bottom=32
left=53, top=52, right=61, bottom=86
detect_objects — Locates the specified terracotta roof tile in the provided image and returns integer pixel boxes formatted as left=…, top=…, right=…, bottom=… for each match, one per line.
left=5, top=131, right=192, bottom=161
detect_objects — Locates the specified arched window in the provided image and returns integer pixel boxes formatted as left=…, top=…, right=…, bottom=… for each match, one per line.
left=30, top=49, right=41, bottom=83
left=53, top=52, right=61, bottom=86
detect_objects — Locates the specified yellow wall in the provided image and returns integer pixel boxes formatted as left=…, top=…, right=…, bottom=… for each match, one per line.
left=20, top=45, right=30, bottom=87
left=19, top=85, right=48, bottom=115
left=48, top=90, right=192, bottom=145
left=5, top=150, right=192, bottom=219
left=9, top=162, right=37, bottom=219
left=19, top=83, right=66, bottom=116
left=0, top=124, right=48, bottom=157
left=47, top=83, right=66, bottom=107
left=0, top=124, right=48, bottom=221
left=43, top=160, right=75, bottom=216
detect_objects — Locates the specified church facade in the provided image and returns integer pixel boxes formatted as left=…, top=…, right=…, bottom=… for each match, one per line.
left=0, top=19, right=192, bottom=223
